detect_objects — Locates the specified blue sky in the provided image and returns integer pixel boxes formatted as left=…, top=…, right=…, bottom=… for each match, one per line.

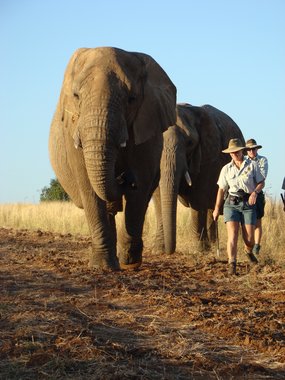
left=1, top=0, right=284, bottom=203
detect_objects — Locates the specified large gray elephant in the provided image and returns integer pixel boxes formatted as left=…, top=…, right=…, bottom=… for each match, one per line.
left=152, top=103, right=244, bottom=254
left=49, top=47, right=176, bottom=270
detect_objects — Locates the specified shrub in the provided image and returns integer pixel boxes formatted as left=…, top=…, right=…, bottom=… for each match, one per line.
left=40, top=178, right=70, bottom=202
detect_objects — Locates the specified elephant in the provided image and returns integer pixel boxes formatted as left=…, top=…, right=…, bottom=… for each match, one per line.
left=152, top=103, right=245, bottom=254
left=49, top=47, right=176, bottom=270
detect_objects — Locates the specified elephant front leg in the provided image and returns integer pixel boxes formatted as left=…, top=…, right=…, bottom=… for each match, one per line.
left=83, top=192, right=120, bottom=271
left=117, top=197, right=147, bottom=270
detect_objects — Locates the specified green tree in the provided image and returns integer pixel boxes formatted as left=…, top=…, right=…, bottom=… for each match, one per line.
left=40, top=178, right=70, bottom=202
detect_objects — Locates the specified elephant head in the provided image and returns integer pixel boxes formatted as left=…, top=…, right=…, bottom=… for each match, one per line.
left=59, top=47, right=176, bottom=203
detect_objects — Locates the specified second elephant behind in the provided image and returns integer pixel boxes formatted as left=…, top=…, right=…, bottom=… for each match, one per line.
left=152, top=103, right=245, bottom=254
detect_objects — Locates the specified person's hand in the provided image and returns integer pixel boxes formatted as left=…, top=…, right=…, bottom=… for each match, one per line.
left=248, top=191, right=258, bottom=205
left=213, top=208, right=219, bottom=221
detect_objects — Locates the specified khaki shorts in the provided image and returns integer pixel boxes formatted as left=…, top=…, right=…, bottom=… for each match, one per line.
left=223, top=198, right=257, bottom=225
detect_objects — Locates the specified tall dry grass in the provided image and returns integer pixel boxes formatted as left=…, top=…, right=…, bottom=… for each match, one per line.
left=0, top=198, right=284, bottom=263
left=0, top=202, right=89, bottom=236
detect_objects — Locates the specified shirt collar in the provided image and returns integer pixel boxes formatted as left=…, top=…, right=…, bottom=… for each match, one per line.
left=229, top=156, right=247, bottom=168
left=247, top=153, right=260, bottom=161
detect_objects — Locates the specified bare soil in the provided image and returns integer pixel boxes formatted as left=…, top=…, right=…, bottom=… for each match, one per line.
left=0, top=227, right=284, bottom=379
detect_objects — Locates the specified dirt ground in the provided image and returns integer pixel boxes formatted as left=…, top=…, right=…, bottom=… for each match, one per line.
left=0, top=227, right=284, bottom=379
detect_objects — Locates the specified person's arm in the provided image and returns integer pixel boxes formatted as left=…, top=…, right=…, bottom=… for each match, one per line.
left=248, top=162, right=265, bottom=205
left=259, top=156, right=268, bottom=179
left=248, top=180, right=265, bottom=205
left=213, top=188, right=225, bottom=221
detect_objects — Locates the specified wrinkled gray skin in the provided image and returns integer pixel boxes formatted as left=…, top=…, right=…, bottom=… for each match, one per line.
left=152, top=103, right=244, bottom=254
left=49, top=47, right=176, bottom=270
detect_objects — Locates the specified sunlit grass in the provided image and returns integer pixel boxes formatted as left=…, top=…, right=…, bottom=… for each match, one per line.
left=0, top=202, right=89, bottom=236
left=0, top=198, right=284, bottom=263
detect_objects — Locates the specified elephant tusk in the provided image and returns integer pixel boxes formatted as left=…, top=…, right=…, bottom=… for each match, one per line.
left=120, top=141, right=127, bottom=148
left=185, top=171, right=192, bottom=186
left=73, top=130, right=82, bottom=149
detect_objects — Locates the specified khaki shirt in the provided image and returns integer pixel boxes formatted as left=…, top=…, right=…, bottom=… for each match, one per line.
left=217, top=157, right=265, bottom=196
left=245, top=153, right=268, bottom=179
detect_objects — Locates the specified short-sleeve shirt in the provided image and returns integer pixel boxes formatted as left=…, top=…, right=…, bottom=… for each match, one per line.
left=245, top=153, right=268, bottom=179
left=217, top=157, right=265, bottom=196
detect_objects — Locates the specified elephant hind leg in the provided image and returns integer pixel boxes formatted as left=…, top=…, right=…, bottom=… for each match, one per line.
left=207, top=209, right=217, bottom=243
left=189, top=208, right=210, bottom=251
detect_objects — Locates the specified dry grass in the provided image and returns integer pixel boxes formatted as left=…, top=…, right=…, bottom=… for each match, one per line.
left=0, top=198, right=284, bottom=264
left=0, top=202, right=89, bottom=236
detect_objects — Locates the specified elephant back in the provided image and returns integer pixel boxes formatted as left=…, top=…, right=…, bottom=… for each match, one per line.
left=202, top=104, right=245, bottom=166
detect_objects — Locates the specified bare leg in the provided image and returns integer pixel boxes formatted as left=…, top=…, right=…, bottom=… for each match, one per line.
left=254, top=219, right=262, bottom=244
left=253, top=219, right=262, bottom=254
left=241, top=223, right=255, bottom=252
left=226, top=221, right=240, bottom=263
left=242, top=223, right=258, bottom=263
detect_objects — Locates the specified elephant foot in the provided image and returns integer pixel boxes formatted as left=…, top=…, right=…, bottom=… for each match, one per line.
left=117, top=246, right=143, bottom=271
left=89, top=251, right=120, bottom=271
left=118, top=250, right=142, bottom=270
left=120, top=260, right=142, bottom=271
left=117, top=234, right=143, bottom=269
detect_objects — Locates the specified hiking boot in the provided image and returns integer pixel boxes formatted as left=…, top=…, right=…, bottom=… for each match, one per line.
left=228, top=262, right=237, bottom=275
left=252, top=244, right=261, bottom=255
left=246, top=251, right=258, bottom=264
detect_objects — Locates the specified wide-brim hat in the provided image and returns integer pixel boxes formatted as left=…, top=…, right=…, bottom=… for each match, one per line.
left=245, top=138, right=262, bottom=150
left=222, top=138, right=245, bottom=153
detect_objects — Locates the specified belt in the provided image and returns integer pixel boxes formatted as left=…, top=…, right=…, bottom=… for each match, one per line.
left=228, top=193, right=250, bottom=205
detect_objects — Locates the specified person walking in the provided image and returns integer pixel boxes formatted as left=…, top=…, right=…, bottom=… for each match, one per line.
left=244, top=139, right=268, bottom=255
left=213, top=138, right=265, bottom=275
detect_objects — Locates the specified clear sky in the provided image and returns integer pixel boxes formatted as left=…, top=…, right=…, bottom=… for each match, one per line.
left=1, top=0, right=284, bottom=203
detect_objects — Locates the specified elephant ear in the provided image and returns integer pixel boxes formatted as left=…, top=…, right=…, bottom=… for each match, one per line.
left=177, top=104, right=202, bottom=175
left=188, top=144, right=202, bottom=175
left=59, top=48, right=87, bottom=147
left=133, top=53, right=177, bottom=145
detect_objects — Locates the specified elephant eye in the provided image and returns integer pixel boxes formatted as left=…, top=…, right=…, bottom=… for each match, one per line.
left=128, top=95, right=136, bottom=104
left=73, top=92, right=80, bottom=99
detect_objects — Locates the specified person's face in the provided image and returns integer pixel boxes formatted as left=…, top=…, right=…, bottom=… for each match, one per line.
left=230, top=150, right=243, bottom=162
left=247, top=147, right=257, bottom=159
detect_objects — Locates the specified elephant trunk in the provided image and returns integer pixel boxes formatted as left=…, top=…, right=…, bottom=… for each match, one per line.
left=83, top=144, right=120, bottom=202
left=81, top=115, right=121, bottom=202
left=160, top=143, right=181, bottom=254
left=161, top=185, right=178, bottom=254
